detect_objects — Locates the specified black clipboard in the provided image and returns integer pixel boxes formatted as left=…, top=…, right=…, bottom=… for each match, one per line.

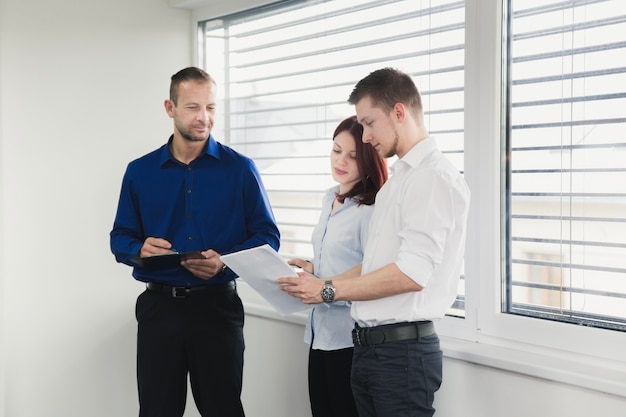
left=130, top=251, right=204, bottom=269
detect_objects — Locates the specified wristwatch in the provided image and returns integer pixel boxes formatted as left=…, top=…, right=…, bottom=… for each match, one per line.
left=321, top=280, right=336, bottom=303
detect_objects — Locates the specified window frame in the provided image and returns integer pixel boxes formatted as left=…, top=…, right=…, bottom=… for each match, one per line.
left=188, top=0, right=626, bottom=397
left=438, top=0, right=626, bottom=397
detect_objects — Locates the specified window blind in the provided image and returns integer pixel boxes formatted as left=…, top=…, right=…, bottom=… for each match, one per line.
left=199, top=0, right=466, bottom=315
left=506, top=0, right=626, bottom=330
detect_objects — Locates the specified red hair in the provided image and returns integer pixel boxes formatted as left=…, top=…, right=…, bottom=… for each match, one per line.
left=334, top=116, right=388, bottom=205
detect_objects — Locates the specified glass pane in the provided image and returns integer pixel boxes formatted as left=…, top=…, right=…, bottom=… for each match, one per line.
left=506, top=0, right=626, bottom=330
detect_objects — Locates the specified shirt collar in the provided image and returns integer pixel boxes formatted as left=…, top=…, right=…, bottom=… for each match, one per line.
left=391, top=136, right=436, bottom=174
left=159, top=134, right=220, bottom=166
left=326, top=185, right=359, bottom=207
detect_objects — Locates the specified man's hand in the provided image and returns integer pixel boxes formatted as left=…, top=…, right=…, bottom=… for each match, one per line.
left=140, top=237, right=175, bottom=257
left=277, top=272, right=324, bottom=304
left=181, top=249, right=225, bottom=281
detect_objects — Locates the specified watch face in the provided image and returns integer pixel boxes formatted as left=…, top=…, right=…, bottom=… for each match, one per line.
left=322, top=285, right=335, bottom=302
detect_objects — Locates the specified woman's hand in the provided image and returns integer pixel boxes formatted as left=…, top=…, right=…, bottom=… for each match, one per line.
left=287, top=258, right=314, bottom=274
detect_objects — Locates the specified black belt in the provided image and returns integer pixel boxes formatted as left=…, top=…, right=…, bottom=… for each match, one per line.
left=352, top=321, right=435, bottom=346
left=146, top=281, right=236, bottom=298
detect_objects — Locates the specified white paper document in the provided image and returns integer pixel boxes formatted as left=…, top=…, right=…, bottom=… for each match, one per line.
left=220, top=244, right=311, bottom=316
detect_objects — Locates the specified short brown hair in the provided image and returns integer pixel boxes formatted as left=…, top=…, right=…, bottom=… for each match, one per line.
left=169, top=67, right=215, bottom=105
left=348, top=67, right=422, bottom=118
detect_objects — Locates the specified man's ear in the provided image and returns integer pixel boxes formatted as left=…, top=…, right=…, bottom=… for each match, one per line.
left=164, top=99, right=174, bottom=117
left=392, top=102, right=407, bottom=123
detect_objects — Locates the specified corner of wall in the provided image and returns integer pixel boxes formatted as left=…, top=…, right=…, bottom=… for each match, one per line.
left=0, top=4, right=6, bottom=415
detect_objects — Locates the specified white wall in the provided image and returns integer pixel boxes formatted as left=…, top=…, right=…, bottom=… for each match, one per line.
left=1, top=0, right=625, bottom=417
left=436, top=356, right=626, bottom=416
left=0, top=0, right=191, bottom=415
left=0, top=1, right=310, bottom=416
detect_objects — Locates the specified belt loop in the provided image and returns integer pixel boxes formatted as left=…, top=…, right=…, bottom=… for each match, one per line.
left=416, top=321, right=434, bottom=341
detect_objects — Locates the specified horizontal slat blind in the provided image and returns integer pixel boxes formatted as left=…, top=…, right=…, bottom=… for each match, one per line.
left=199, top=0, right=465, bottom=315
left=506, top=0, right=626, bottom=330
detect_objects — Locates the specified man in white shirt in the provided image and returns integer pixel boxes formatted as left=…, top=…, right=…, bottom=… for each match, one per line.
left=279, top=67, right=470, bottom=417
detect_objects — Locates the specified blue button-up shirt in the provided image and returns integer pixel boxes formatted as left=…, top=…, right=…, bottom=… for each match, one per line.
left=304, top=186, right=374, bottom=350
left=110, top=135, right=280, bottom=287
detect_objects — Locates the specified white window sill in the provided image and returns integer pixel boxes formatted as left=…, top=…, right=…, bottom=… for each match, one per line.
left=439, top=336, right=626, bottom=398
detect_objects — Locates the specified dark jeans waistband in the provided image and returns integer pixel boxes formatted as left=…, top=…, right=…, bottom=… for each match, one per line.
left=146, top=281, right=236, bottom=298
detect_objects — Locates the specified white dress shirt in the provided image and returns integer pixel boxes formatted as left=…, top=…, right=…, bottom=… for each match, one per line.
left=352, top=137, right=470, bottom=327
left=305, top=186, right=374, bottom=350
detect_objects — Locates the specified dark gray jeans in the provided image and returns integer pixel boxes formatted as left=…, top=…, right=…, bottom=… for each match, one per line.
left=351, top=333, right=443, bottom=417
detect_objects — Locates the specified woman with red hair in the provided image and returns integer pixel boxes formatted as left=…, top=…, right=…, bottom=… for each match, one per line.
left=289, top=115, right=387, bottom=417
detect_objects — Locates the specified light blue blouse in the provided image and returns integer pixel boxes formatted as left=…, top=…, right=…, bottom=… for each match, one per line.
left=304, top=186, right=374, bottom=350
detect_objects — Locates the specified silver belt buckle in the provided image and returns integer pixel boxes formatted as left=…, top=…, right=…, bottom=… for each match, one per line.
left=355, top=329, right=363, bottom=346
left=172, top=287, right=187, bottom=298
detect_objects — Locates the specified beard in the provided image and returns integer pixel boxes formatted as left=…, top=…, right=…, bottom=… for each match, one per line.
left=176, top=120, right=211, bottom=143
left=383, top=130, right=400, bottom=158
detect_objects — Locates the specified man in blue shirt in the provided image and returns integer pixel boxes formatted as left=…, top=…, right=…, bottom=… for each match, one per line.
left=110, top=66, right=280, bottom=417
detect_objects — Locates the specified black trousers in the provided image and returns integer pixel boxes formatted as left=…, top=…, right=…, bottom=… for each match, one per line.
left=308, top=347, right=359, bottom=417
left=135, top=284, right=245, bottom=417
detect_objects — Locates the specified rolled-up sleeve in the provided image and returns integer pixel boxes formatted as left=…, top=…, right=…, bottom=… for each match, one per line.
left=396, top=170, right=456, bottom=288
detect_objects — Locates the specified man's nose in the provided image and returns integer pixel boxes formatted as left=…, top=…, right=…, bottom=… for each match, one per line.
left=196, top=109, right=210, bottom=120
